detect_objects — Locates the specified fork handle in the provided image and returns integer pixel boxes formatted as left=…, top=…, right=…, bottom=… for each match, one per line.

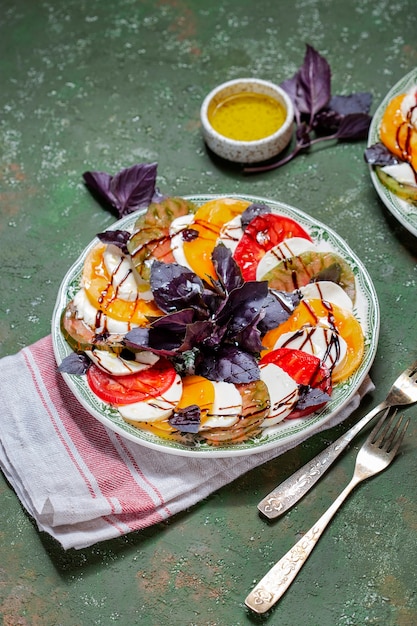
left=258, top=402, right=388, bottom=519
left=246, top=476, right=360, bottom=613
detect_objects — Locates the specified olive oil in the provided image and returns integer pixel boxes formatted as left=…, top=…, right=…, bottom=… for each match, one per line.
left=208, top=91, right=286, bottom=141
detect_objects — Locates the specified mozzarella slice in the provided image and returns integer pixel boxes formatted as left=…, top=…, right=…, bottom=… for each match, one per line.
left=299, top=281, right=353, bottom=310
left=86, top=348, right=159, bottom=376
left=380, top=162, right=417, bottom=187
left=170, top=214, right=196, bottom=268
left=202, top=381, right=242, bottom=429
left=118, top=374, right=183, bottom=422
left=259, top=363, right=299, bottom=426
left=256, top=237, right=317, bottom=280
left=273, top=326, right=348, bottom=375
left=103, top=244, right=140, bottom=302
left=217, top=215, right=244, bottom=253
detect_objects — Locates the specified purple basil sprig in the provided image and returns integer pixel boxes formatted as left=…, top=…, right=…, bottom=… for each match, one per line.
left=244, top=44, right=372, bottom=174
left=124, top=245, right=296, bottom=384
left=83, top=162, right=164, bottom=217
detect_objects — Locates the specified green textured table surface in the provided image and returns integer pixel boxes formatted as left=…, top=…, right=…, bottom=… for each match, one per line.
left=1, top=1, right=417, bottom=624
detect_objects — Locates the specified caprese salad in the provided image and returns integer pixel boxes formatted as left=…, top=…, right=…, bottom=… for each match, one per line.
left=59, top=195, right=365, bottom=445
left=365, top=83, right=417, bottom=203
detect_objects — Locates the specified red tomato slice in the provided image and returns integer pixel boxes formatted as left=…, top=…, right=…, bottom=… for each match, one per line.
left=86, top=358, right=177, bottom=405
left=233, top=214, right=312, bottom=281
left=260, top=347, right=332, bottom=419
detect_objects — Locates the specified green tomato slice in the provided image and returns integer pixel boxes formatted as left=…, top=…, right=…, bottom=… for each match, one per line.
left=262, top=251, right=356, bottom=303
left=375, top=166, right=417, bottom=205
left=60, top=302, right=125, bottom=354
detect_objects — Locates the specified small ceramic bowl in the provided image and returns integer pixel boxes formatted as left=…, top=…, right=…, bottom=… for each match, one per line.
left=200, top=78, right=294, bottom=164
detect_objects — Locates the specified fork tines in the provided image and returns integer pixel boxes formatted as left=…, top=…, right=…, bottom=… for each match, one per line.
left=371, top=409, right=410, bottom=454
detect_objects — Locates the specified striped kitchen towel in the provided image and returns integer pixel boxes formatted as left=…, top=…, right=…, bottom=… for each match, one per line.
left=0, top=335, right=373, bottom=550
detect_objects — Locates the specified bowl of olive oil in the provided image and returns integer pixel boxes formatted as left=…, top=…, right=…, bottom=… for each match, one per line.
left=200, top=78, right=294, bottom=163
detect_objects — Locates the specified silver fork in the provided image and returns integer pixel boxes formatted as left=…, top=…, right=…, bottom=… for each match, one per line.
left=245, top=409, right=410, bottom=614
left=258, top=360, right=417, bottom=519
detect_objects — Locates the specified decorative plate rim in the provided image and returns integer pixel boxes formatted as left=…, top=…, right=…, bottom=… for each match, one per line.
left=368, top=68, right=417, bottom=237
left=52, top=194, right=380, bottom=458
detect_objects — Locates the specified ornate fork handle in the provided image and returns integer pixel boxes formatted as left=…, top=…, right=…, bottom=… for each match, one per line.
left=258, top=402, right=387, bottom=519
left=246, top=476, right=361, bottom=613
left=247, top=409, right=409, bottom=614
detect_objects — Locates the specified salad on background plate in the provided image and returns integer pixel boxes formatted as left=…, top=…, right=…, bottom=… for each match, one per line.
left=366, top=68, right=417, bottom=237
left=52, top=183, right=379, bottom=458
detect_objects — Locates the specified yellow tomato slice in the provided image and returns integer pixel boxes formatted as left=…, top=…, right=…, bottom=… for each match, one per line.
left=124, top=419, right=177, bottom=439
left=380, top=93, right=417, bottom=172
left=261, top=298, right=364, bottom=383
left=177, top=375, right=215, bottom=425
left=182, top=197, right=251, bottom=280
left=83, top=244, right=162, bottom=325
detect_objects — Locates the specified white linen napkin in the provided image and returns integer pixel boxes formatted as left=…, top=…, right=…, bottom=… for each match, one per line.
left=0, top=335, right=374, bottom=550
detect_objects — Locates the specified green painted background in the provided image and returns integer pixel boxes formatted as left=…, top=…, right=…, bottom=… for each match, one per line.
left=1, top=1, right=416, bottom=624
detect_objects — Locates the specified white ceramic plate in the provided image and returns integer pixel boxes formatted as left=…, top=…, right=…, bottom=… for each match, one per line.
left=368, top=68, right=417, bottom=237
left=52, top=194, right=379, bottom=458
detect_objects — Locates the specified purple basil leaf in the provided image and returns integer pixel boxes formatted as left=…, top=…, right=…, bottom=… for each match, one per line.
left=201, top=322, right=229, bottom=350
left=295, top=385, right=331, bottom=410
left=313, top=100, right=372, bottom=137
left=150, top=261, right=207, bottom=315
left=124, top=326, right=184, bottom=356
left=329, top=92, right=372, bottom=115
left=215, top=281, right=268, bottom=336
left=196, top=346, right=260, bottom=384
left=96, top=229, right=131, bottom=254
left=83, top=162, right=158, bottom=218
left=83, top=170, right=119, bottom=207
left=152, top=309, right=196, bottom=331
left=364, top=142, right=399, bottom=166
left=235, top=317, right=264, bottom=354
left=258, top=290, right=301, bottom=334
left=313, top=109, right=342, bottom=134
left=212, top=244, right=244, bottom=293
left=124, top=327, right=151, bottom=350
left=182, top=228, right=199, bottom=242
left=280, top=73, right=299, bottom=106
left=201, top=288, right=224, bottom=314
left=169, top=405, right=201, bottom=433
left=156, top=275, right=206, bottom=316
left=109, top=162, right=158, bottom=215
left=240, top=203, right=271, bottom=229
left=296, top=44, right=331, bottom=120
left=334, top=112, right=372, bottom=140
left=58, top=352, right=90, bottom=375
left=182, top=320, right=218, bottom=351
left=126, top=312, right=215, bottom=355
